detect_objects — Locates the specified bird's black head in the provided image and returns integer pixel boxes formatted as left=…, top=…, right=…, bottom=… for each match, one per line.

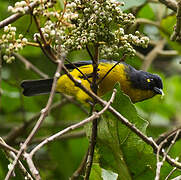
left=128, top=66, right=163, bottom=95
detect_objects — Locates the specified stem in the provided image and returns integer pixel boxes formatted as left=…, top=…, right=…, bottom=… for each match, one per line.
left=0, top=47, right=2, bottom=107
left=84, top=45, right=99, bottom=180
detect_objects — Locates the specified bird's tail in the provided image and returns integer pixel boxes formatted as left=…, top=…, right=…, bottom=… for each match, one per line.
left=21, top=79, right=54, bottom=96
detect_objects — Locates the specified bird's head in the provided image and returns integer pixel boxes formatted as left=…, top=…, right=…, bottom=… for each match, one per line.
left=129, top=68, right=163, bottom=94
left=125, top=66, right=164, bottom=102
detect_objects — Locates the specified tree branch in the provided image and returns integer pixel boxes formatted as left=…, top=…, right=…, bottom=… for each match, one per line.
left=13, top=53, right=49, bottom=79
left=84, top=44, right=99, bottom=180
left=62, top=65, right=181, bottom=170
left=4, top=100, right=68, bottom=144
left=71, top=150, right=89, bottom=180
left=171, top=1, right=181, bottom=41
left=141, top=39, right=166, bottom=71
left=159, top=0, right=177, bottom=12
left=4, top=55, right=65, bottom=180
left=0, top=47, right=2, bottom=103
left=0, top=138, right=33, bottom=180
left=155, top=129, right=181, bottom=180
left=0, top=1, right=39, bottom=29
left=29, top=89, right=116, bottom=157
left=0, top=138, right=18, bottom=154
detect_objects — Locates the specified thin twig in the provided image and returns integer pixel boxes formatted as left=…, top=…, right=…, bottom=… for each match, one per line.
left=86, top=45, right=94, bottom=61
left=29, top=89, right=116, bottom=157
left=165, top=167, right=177, bottom=180
left=71, top=150, right=89, bottom=180
left=4, top=100, right=68, bottom=144
left=159, top=0, right=177, bottom=12
left=0, top=138, right=33, bottom=180
left=0, top=139, right=18, bottom=154
left=155, top=129, right=181, bottom=180
left=141, top=39, right=166, bottom=71
left=65, top=58, right=91, bottom=84
left=62, top=65, right=181, bottom=169
left=171, top=1, right=181, bottom=41
left=10, top=152, right=34, bottom=180
left=0, top=47, right=2, bottom=104
left=156, top=127, right=181, bottom=148
left=4, top=56, right=65, bottom=180
left=0, top=1, right=39, bottom=29
left=132, top=18, right=168, bottom=35
left=158, top=50, right=178, bottom=57
left=97, top=55, right=126, bottom=85
left=13, top=53, right=49, bottom=79
left=171, top=175, right=181, bottom=180
left=62, top=94, right=89, bottom=115
left=28, top=130, right=86, bottom=144
left=33, top=15, right=47, bottom=46
left=84, top=44, right=99, bottom=180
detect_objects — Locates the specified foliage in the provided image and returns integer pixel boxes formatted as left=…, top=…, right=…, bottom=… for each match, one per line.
left=1, top=0, right=181, bottom=180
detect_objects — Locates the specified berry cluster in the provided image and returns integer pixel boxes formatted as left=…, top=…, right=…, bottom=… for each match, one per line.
left=8, top=1, right=28, bottom=14
left=32, top=0, right=57, bottom=16
left=0, top=25, right=27, bottom=63
left=8, top=0, right=56, bottom=15
left=33, top=0, right=149, bottom=58
left=1, top=0, right=150, bottom=62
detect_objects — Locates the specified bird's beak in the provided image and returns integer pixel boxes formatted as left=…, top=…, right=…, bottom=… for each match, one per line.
left=153, top=87, right=164, bottom=97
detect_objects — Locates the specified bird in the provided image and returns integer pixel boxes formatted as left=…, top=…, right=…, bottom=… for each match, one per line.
left=21, top=60, right=163, bottom=103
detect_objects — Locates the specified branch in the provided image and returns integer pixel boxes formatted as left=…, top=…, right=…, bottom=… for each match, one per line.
left=135, top=51, right=145, bottom=61
left=171, top=1, right=181, bottom=41
left=85, top=44, right=99, bottom=180
left=0, top=138, right=33, bottom=180
left=0, top=138, right=18, bottom=154
left=155, top=129, right=181, bottom=180
left=136, top=49, right=178, bottom=63
left=165, top=167, right=177, bottom=180
left=62, top=94, right=89, bottom=115
left=28, top=130, right=86, bottom=144
left=62, top=65, right=181, bottom=170
left=4, top=100, right=68, bottom=144
left=22, top=90, right=116, bottom=180
left=4, top=55, right=65, bottom=180
left=133, top=18, right=168, bottom=35
left=13, top=53, right=49, bottom=79
left=156, top=126, right=181, bottom=148
left=141, top=39, right=166, bottom=71
left=71, top=150, right=89, bottom=180
left=29, top=89, right=116, bottom=157
left=159, top=0, right=177, bottom=12
left=158, top=50, right=178, bottom=57
left=97, top=55, right=126, bottom=85
left=0, top=47, right=2, bottom=102
left=0, top=1, right=39, bottom=29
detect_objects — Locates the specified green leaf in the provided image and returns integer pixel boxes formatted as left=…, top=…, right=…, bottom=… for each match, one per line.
left=90, top=163, right=103, bottom=180
left=137, top=4, right=155, bottom=20
left=1, top=80, right=21, bottom=113
left=94, top=83, right=156, bottom=179
left=119, top=0, right=147, bottom=11
left=102, top=168, right=118, bottom=180
left=90, top=163, right=118, bottom=180
left=161, top=15, right=176, bottom=35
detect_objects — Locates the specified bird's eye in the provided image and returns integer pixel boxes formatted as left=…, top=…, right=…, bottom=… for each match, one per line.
left=147, top=78, right=151, bottom=83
